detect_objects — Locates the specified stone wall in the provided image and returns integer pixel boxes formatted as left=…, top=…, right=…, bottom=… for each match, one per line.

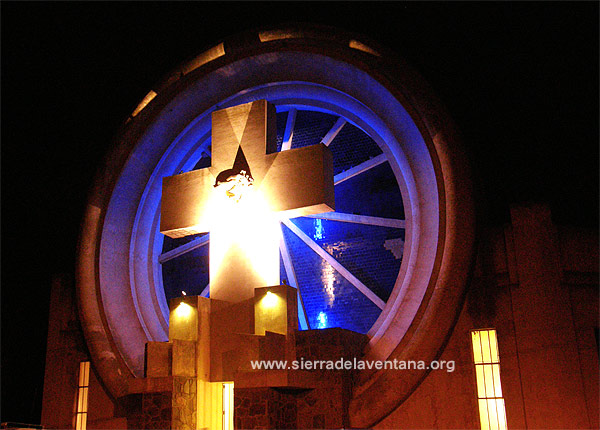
left=172, top=377, right=196, bottom=430
left=234, top=328, right=367, bottom=429
left=235, top=388, right=297, bottom=429
left=124, top=392, right=171, bottom=430
left=124, top=376, right=196, bottom=430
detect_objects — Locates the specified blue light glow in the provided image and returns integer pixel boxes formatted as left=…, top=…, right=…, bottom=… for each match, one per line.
left=317, top=311, right=328, bottom=329
left=314, top=218, right=323, bottom=240
left=163, top=107, right=404, bottom=334
left=281, top=220, right=384, bottom=334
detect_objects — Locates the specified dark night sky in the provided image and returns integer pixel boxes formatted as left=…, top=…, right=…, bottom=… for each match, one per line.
left=1, top=2, right=598, bottom=423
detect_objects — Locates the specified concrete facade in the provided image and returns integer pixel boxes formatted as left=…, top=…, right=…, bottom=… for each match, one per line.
left=39, top=26, right=597, bottom=430
left=375, top=204, right=598, bottom=429
left=76, top=28, right=477, bottom=396
left=41, top=276, right=127, bottom=430
left=42, top=203, right=598, bottom=429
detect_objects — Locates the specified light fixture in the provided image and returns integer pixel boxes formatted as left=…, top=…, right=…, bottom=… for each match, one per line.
left=174, top=301, right=192, bottom=319
left=262, top=291, right=279, bottom=308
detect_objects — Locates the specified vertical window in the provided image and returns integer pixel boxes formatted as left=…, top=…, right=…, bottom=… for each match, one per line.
left=471, top=329, right=508, bottom=430
left=75, top=361, right=90, bottom=430
left=222, top=382, right=234, bottom=430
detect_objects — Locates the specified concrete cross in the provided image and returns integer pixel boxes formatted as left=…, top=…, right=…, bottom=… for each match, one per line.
left=161, top=100, right=334, bottom=302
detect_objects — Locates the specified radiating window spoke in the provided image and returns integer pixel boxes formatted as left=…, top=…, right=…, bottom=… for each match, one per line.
left=334, top=153, right=387, bottom=185
left=282, top=219, right=385, bottom=310
left=159, top=234, right=210, bottom=264
left=303, top=212, right=405, bottom=229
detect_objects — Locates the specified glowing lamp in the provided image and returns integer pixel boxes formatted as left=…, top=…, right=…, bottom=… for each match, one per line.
left=254, top=285, right=298, bottom=336
left=261, top=291, right=279, bottom=308
left=174, top=302, right=193, bottom=319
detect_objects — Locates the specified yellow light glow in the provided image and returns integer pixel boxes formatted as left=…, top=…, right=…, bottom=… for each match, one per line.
left=349, top=39, right=381, bottom=57
left=471, top=329, right=507, bottom=430
left=222, top=382, right=234, bottom=430
left=261, top=291, right=280, bottom=308
left=208, top=185, right=280, bottom=289
left=131, top=90, right=157, bottom=117
left=258, top=29, right=303, bottom=42
left=472, top=330, right=483, bottom=364
left=181, top=43, right=225, bottom=75
left=75, top=361, right=90, bottom=430
left=478, top=398, right=507, bottom=430
left=174, top=302, right=193, bottom=319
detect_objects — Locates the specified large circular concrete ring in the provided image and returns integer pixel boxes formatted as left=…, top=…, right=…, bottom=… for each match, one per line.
left=76, top=27, right=475, bottom=426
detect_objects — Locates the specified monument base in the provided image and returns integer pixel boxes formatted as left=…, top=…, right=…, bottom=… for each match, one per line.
left=122, top=285, right=367, bottom=429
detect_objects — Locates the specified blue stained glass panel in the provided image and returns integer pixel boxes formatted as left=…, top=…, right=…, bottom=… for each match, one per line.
left=162, top=244, right=209, bottom=301
left=290, top=111, right=337, bottom=149
left=290, top=218, right=403, bottom=302
left=281, top=223, right=382, bottom=334
left=162, top=233, right=205, bottom=253
left=275, top=111, right=288, bottom=152
left=192, top=152, right=212, bottom=171
left=279, top=250, right=288, bottom=285
left=328, top=122, right=382, bottom=175
left=335, top=162, right=404, bottom=220
left=161, top=108, right=406, bottom=335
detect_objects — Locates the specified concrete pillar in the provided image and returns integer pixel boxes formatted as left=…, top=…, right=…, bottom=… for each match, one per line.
left=510, top=203, right=590, bottom=428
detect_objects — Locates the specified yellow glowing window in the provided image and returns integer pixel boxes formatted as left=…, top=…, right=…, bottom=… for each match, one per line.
left=75, top=361, right=90, bottom=430
left=471, top=329, right=508, bottom=430
left=222, top=382, right=234, bottom=430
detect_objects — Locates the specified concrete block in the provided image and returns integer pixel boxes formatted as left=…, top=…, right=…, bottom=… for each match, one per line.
left=254, top=285, right=298, bottom=336
left=172, top=339, right=196, bottom=377
left=169, top=296, right=198, bottom=341
left=145, top=341, right=171, bottom=378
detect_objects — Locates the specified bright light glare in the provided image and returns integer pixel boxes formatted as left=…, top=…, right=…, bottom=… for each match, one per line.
left=471, top=329, right=507, bottom=430
left=222, top=382, right=234, bottom=430
left=174, top=302, right=193, bottom=319
left=214, top=170, right=253, bottom=203
left=317, top=311, right=328, bottom=329
left=261, top=291, right=280, bottom=308
left=209, top=185, right=280, bottom=287
left=313, top=218, right=323, bottom=240
left=321, top=259, right=336, bottom=306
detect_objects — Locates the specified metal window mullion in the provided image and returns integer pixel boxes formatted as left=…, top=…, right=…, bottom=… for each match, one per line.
left=488, top=363, right=497, bottom=402
left=487, top=330, right=496, bottom=364
left=478, top=335, right=490, bottom=399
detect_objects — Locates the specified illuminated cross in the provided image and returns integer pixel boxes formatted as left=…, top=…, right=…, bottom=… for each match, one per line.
left=161, top=100, right=334, bottom=302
